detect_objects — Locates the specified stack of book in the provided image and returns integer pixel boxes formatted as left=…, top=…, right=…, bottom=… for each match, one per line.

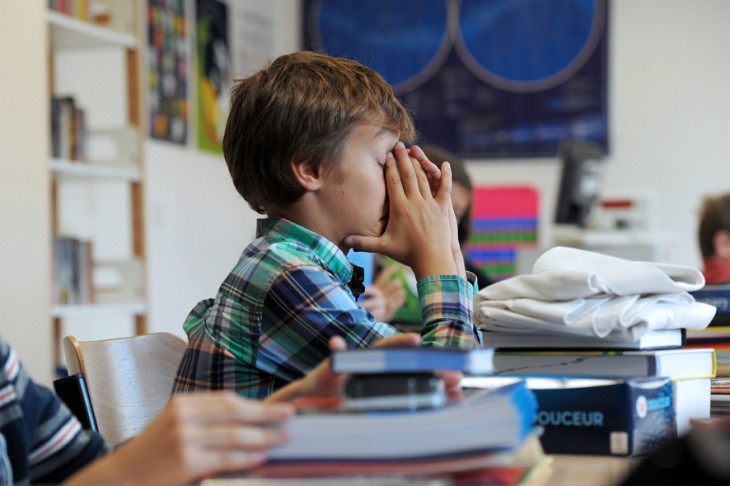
left=479, top=329, right=716, bottom=443
left=688, top=284, right=730, bottom=376
left=710, top=377, right=730, bottom=416
left=249, top=347, right=547, bottom=484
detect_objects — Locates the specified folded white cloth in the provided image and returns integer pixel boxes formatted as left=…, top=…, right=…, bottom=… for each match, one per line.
left=477, top=294, right=716, bottom=338
left=480, top=246, right=706, bottom=301
left=475, top=246, right=715, bottom=339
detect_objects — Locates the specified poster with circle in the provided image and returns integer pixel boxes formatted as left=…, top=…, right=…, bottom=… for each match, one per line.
left=303, top=0, right=608, bottom=158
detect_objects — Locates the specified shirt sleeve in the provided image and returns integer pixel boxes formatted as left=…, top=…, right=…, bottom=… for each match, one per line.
left=259, top=265, right=399, bottom=381
left=0, top=336, right=108, bottom=484
left=418, top=273, right=483, bottom=348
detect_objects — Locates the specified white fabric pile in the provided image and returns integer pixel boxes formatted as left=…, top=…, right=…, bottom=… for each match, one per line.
left=475, top=246, right=717, bottom=341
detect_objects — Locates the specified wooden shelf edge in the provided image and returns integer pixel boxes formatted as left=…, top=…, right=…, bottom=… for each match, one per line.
left=50, top=158, right=142, bottom=181
left=48, top=10, right=136, bottom=49
left=51, top=302, right=146, bottom=318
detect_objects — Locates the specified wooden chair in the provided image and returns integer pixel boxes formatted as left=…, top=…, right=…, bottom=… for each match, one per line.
left=62, top=332, right=187, bottom=446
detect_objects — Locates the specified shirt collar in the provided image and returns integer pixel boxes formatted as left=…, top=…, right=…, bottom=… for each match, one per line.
left=256, top=217, right=354, bottom=286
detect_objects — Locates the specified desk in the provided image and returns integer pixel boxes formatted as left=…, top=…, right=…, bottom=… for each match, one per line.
left=203, top=455, right=637, bottom=486
left=544, top=455, right=636, bottom=486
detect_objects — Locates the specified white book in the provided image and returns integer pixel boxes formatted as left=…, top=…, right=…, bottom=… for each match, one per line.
left=331, top=346, right=494, bottom=374
left=492, top=348, right=716, bottom=380
left=674, top=378, right=711, bottom=436
left=482, top=328, right=685, bottom=350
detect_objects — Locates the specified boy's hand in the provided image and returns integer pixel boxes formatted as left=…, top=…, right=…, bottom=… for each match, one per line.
left=408, top=145, right=466, bottom=278
left=408, top=145, right=441, bottom=196
left=345, top=142, right=457, bottom=279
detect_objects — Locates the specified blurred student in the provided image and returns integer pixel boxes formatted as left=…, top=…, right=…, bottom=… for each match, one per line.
left=358, top=263, right=407, bottom=323
left=174, top=51, right=481, bottom=399
left=698, top=192, right=730, bottom=285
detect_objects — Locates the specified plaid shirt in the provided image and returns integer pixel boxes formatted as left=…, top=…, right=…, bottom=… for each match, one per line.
left=173, top=218, right=481, bottom=399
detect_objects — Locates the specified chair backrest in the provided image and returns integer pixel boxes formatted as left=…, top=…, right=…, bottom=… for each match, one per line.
left=62, top=332, right=186, bottom=446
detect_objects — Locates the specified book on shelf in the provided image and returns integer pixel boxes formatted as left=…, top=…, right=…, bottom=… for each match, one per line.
left=482, top=328, right=685, bottom=350
left=50, top=96, right=87, bottom=162
left=52, top=235, right=94, bottom=305
left=463, top=376, right=676, bottom=456
left=266, top=381, right=537, bottom=462
left=49, top=0, right=90, bottom=21
left=492, top=347, right=716, bottom=380
left=331, top=346, right=495, bottom=375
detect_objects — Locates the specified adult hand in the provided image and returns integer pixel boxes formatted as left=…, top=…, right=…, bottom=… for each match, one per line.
left=66, top=394, right=294, bottom=485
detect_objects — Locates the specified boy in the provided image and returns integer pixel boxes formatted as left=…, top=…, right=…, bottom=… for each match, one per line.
left=174, top=51, right=481, bottom=399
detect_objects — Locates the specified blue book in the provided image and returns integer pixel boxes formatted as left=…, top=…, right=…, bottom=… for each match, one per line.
left=691, top=284, right=730, bottom=326
left=463, top=376, right=676, bottom=456
left=331, top=346, right=495, bottom=374
left=269, top=381, right=536, bottom=461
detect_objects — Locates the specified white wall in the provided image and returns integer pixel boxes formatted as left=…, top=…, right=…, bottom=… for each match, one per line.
left=0, top=3, right=53, bottom=383
left=145, top=0, right=730, bottom=337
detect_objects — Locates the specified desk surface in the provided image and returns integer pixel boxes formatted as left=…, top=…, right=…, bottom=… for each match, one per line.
left=203, top=455, right=636, bottom=486
left=544, top=455, right=636, bottom=486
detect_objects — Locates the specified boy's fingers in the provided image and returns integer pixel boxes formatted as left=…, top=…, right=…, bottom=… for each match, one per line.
left=437, top=161, right=453, bottom=204
left=394, top=143, right=420, bottom=197
left=384, top=151, right=406, bottom=205
left=410, top=145, right=441, bottom=195
left=410, top=154, right=433, bottom=199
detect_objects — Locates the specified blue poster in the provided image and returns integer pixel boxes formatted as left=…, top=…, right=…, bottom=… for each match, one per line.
left=303, top=0, right=608, bottom=158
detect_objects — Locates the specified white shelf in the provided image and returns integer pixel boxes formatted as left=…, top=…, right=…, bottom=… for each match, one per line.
left=51, top=302, right=146, bottom=319
left=50, top=158, right=142, bottom=181
left=47, top=10, right=136, bottom=49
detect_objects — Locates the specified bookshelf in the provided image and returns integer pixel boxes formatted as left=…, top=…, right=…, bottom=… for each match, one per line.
left=47, top=2, right=147, bottom=368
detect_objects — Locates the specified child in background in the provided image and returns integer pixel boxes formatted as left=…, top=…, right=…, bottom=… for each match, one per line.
left=174, top=51, right=481, bottom=399
left=698, top=192, right=730, bottom=284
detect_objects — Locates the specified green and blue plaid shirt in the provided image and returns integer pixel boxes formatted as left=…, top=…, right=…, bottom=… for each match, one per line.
left=173, top=218, right=481, bottom=399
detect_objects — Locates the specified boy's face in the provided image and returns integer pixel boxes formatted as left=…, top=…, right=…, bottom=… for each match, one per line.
left=317, top=122, right=399, bottom=250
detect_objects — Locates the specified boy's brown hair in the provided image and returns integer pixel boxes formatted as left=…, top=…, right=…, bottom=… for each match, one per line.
left=222, top=51, right=416, bottom=214
left=698, top=193, right=730, bottom=257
